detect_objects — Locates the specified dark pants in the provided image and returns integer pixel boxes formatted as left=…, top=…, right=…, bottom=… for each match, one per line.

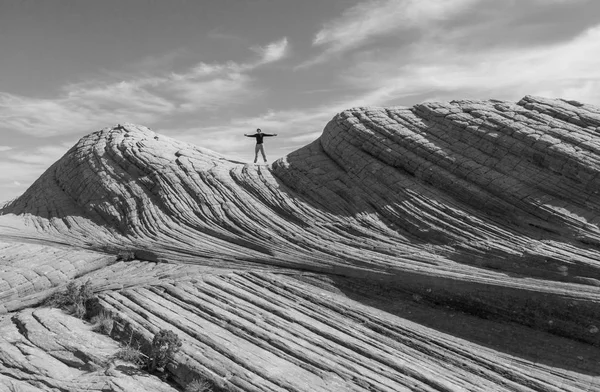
left=254, top=144, right=266, bottom=163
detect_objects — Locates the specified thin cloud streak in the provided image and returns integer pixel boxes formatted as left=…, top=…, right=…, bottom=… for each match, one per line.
left=0, top=37, right=289, bottom=137
left=253, top=37, right=289, bottom=64
left=313, top=0, right=479, bottom=46
left=300, top=0, right=481, bottom=67
left=338, top=24, right=600, bottom=106
left=4, top=144, right=73, bottom=166
left=0, top=167, right=34, bottom=203
left=0, top=142, right=75, bottom=202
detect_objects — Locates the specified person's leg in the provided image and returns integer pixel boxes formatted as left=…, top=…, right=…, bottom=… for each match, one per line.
left=254, top=144, right=260, bottom=163
left=259, top=144, right=267, bottom=162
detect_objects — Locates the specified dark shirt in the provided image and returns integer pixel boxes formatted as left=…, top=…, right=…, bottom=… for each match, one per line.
left=246, top=133, right=274, bottom=144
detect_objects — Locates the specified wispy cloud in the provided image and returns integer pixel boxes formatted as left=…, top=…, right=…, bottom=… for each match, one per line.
left=0, top=142, right=75, bottom=202
left=0, top=146, right=12, bottom=152
left=300, top=0, right=481, bottom=67
left=253, top=37, right=289, bottom=64
left=128, top=49, right=189, bottom=73
left=313, top=0, right=479, bottom=47
left=0, top=37, right=289, bottom=137
left=5, top=143, right=73, bottom=165
left=0, top=82, right=178, bottom=137
left=338, top=24, right=600, bottom=106
left=163, top=65, right=254, bottom=111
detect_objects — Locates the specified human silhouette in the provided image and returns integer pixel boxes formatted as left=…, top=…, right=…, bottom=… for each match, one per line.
left=244, top=128, right=278, bottom=163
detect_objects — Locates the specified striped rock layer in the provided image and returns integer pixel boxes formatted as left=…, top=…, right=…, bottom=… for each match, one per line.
left=1, top=95, right=599, bottom=391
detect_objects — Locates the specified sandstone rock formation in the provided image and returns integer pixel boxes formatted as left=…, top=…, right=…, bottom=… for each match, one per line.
left=0, top=307, right=179, bottom=391
left=0, top=95, right=599, bottom=391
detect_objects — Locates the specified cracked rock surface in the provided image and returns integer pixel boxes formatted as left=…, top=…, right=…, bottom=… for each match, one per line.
left=0, top=308, right=178, bottom=391
left=0, top=96, right=599, bottom=391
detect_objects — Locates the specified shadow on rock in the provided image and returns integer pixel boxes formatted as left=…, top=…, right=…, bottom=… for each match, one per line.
left=326, top=274, right=600, bottom=377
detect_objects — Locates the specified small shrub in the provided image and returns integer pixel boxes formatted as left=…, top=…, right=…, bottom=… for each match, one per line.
left=113, top=333, right=146, bottom=366
left=85, top=296, right=103, bottom=319
left=79, top=279, right=93, bottom=302
left=65, top=281, right=80, bottom=303
left=44, top=279, right=95, bottom=319
left=147, top=329, right=182, bottom=372
left=72, top=301, right=87, bottom=319
left=116, top=250, right=136, bottom=261
left=114, top=345, right=145, bottom=366
left=44, top=291, right=67, bottom=309
left=91, top=311, right=114, bottom=335
left=185, top=378, right=213, bottom=392
left=45, top=281, right=77, bottom=309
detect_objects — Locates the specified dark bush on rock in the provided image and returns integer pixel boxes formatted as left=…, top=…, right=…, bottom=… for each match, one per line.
left=116, top=250, right=136, bottom=261
left=44, top=279, right=95, bottom=319
left=148, top=329, right=182, bottom=372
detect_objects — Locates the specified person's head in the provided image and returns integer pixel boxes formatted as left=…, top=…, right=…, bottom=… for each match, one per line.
left=256, top=128, right=262, bottom=133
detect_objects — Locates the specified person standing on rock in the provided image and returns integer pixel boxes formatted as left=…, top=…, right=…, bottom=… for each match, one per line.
left=244, top=128, right=278, bottom=163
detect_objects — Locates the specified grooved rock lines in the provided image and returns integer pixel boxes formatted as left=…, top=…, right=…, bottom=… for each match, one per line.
left=96, top=273, right=596, bottom=392
left=0, top=241, right=113, bottom=313
left=5, top=97, right=600, bottom=277
left=1, top=95, right=600, bottom=391
left=0, top=308, right=178, bottom=391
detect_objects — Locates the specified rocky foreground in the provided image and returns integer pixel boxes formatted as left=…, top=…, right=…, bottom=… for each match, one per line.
left=1, top=95, right=599, bottom=391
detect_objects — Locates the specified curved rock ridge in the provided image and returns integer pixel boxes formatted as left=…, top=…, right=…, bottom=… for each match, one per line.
left=1, top=96, right=600, bottom=391
left=5, top=97, right=600, bottom=270
left=1, top=97, right=600, bottom=326
left=277, top=95, right=600, bottom=250
left=4, top=97, right=600, bottom=280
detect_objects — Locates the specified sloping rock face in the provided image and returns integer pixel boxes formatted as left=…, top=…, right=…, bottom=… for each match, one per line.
left=0, top=308, right=179, bottom=391
left=1, top=95, right=600, bottom=391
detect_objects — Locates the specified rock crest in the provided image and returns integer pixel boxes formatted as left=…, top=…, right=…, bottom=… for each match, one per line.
left=1, top=97, right=600, bottom=391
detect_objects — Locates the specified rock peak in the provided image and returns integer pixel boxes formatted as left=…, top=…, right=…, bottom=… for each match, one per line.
left=2, top=96, right=600, bottom=391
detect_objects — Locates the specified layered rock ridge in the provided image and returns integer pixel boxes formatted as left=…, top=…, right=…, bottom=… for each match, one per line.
left=1, top=96, right=600, bottom=391
left=5, top=97, right=600, bottom=274
left=1, top=96, right=600, bottom=315
left=278, top=95, right=600, bottom=254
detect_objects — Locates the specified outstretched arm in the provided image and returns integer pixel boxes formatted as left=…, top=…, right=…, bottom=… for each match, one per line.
left=244, top=133, right=256, bottom=137
left=263, top=133, right=278, bottom=137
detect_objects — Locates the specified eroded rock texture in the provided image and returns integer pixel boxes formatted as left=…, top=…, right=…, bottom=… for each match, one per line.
left=0, top=308, right=178, bottom=391
left=1, top=95, right=599, bottom=391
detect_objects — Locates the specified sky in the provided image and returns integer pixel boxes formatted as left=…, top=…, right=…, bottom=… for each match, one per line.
left=1, top=0, right=600, bottom=202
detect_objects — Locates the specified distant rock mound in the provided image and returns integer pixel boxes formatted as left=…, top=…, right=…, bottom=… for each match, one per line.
left=2, top=95, right=600, bottom=391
